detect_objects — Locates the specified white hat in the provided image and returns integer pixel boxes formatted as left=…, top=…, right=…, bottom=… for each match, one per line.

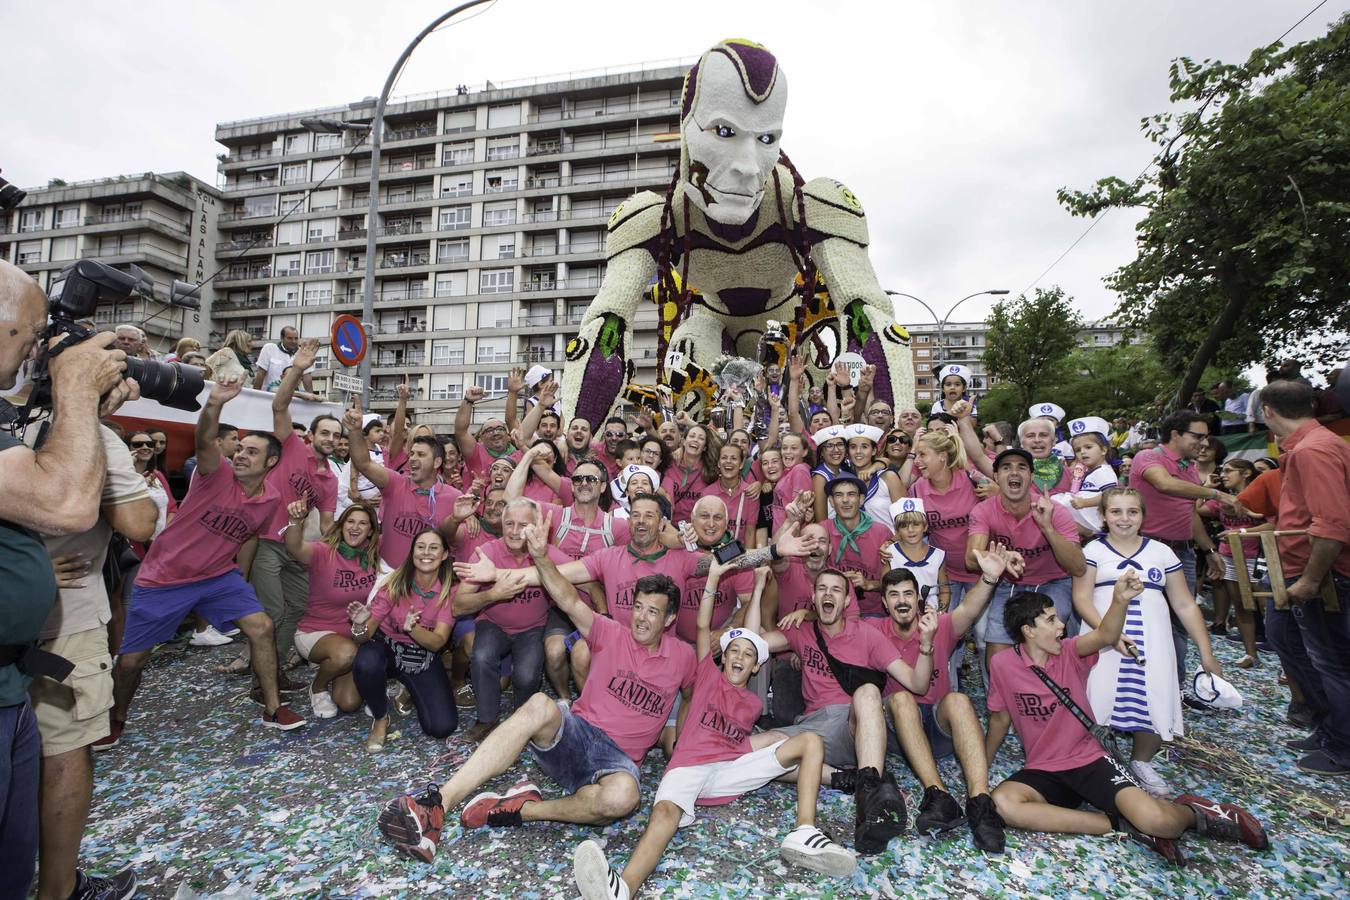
left=938, top=364, right=972, bottom=385
left=844, top=423, right=884, bottom=444
left=525, top=365, right=552, bottom=388
left=813, top=423, right=847, bottom=444
left=720, top=627, right=770, bottom=665
left=362, top=413, right=384, bottom=428
left=1191, top=670, right=1243, bottom=710
left=1028, top=402, right=1065, bottom=422
left=1068, top=416, right=1111, bottom=439
left=890, top=497, right=926, bottom=519
left=619, top=464, right=661, bottom=493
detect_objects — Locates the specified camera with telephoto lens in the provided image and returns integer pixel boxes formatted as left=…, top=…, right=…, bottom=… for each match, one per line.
left=15, top=260, right=206, bottom=426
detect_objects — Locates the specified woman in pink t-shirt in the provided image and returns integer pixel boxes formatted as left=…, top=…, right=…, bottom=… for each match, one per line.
left=517, top=439, right=571, bottom=506
left=284, top=500, right=383, bottom=719
left=908, top=430, right=981, bottom=606
left=349, top=528, right=458, bottom=751
left=1197, top=460, right=1268, bottom=668
left=664, top=424, right=719, bottom=526
left=770, top=432, right=815, bottom=535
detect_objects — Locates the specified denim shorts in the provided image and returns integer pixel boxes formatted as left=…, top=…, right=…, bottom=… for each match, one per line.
left=886, top=699, right=955, bottom=759
left=528, top=700, right=640, bottom=794
left=984, top=577, right=1075, bottom=645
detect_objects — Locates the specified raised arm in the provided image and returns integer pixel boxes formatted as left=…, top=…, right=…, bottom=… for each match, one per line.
left=386, top=381, right=411, bottom=457
left=454, top=384, right=485, bottom=459
left=452, top=545, right=588, bottom=588
left=951, top=542, right=1018, bottom=637
left=194, top=375, right=245, bottom=478
left=1076, top=569, right=1143, bottom=657
left=695, top=558, right=733, bottom=662
left=282, top=499, right=315, bottom=566
left=527, top=511, right=596, bottom=636
left=786, top=353, right=807, bottom=435
left=343, top=396, right=390, bottom=490
left=504, top=367, right=525, bottom=435
left=951, top=400, right=994, bottom=479
left=884, top=609, right=937, bottom=693
left=1032, top=496, right=1086, bottom=578
left=503, top=445, right=538, bottom=500
left=272, top=338, right=320, bottom=440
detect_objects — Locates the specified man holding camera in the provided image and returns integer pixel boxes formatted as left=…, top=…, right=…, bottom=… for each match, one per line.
left=0, top=260, right=136, bottom=898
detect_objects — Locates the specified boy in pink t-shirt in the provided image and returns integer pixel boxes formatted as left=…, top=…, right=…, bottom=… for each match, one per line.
left=987, top=576, right=1269, bottom=865
left=572, top=565, right=857, bottom=900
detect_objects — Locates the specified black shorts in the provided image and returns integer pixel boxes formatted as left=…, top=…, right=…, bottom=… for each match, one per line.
left=1004, top=755, right=1139, bottom=820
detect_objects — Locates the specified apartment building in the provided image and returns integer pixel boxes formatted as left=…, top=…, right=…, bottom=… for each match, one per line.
left=0, top=172, right=220, bottom=350
left=212, top=63, right=687, bottom=428
left=906, top=319, right=1129, bottom=407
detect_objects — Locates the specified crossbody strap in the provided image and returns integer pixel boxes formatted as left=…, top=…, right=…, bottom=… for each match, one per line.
left=813, top=622, right=887, bottom=694
left=1015, top=646, right=1096, bottom=734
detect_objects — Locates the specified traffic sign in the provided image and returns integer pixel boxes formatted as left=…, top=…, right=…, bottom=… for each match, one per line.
left=331, top=314, right=367, bottom=367
left=331, top=372, right=364, bottom=395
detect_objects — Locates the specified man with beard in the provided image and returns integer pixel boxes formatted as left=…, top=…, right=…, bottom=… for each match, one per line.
left=823, top=476, right=893, bottom=616
left=455, top=384, right=523, bottom=481
left=562, top=417, right=596, bottom=474
left=591, top=417, right=630, bottom=480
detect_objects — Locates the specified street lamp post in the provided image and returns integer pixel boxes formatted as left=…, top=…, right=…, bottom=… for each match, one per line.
left=886, top=288, right=1010, bottom=363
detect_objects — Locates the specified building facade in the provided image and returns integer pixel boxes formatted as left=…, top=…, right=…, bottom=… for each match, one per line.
left=0, top=172, right=220, bottom=351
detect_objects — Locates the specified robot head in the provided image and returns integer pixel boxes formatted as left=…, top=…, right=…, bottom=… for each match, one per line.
left=679, top=39, right=787, bottom=225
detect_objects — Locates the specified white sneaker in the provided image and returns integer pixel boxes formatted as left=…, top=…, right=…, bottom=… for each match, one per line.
left=779, top=824, right=857, bottom=877
left=1130, top=760, right=1172, bottom=798
left=310, top=690, right=339, bottom=719
left=219, top=625, right=241, bottom=637
left=190, top=626, right=234, bottom=647
left=573, top=839, right=629, bottom=900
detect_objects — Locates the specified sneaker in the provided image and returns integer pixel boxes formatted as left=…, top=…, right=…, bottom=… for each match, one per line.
left=1173, top=793, right=1269, bottom=850
left=913, top=786, right=965, bottom=834
left=461, top=780, right=542, bottom=829
left=463, top=720, right=498, bottom=743
left=310, top=690, right=339, bottom=719
left=854, top=767, right=906, bottom=855
left=779, top=824, right=857, bottom=876
left=1129, top=760, right=1172, bottom=798
left=1287, top=702, right=1315, bottom=729
left=261, top=705, right=306, bottom=731
left=285, top=648, right=304, bottom=670
left=828, top=766, right=859, bottom=795
left=454, top=682, right=476, bottom=709
left=1286, top=732, right=1320, bottom=752
left=1297, top=749, right=1350, bottom=777
left=965, top=793, right=1006, bottom=853
left=378, top=784, right=445, bottom=863
left=92, top=719, right=125, bottom=752
left=573, top=839, right=630, bottom=900
left=69, top=866, right=137, bottom=900
left=277, top=674, right=306, bottom=694
left=189, top=625, right=234, bottom=647
left=220, top=625, right=241, bottom=637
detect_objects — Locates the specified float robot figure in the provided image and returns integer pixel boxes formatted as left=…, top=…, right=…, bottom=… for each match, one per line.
left=561, top=39, right=915, bottom=428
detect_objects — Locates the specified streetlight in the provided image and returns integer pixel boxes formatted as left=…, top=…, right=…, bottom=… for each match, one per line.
left=886, top=288, right=1009, bottom=363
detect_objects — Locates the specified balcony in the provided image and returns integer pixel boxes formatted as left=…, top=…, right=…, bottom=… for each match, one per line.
left=431, top=353, right=467, bottom=367
left=485, top=146, right=520, bottom=162
left=382, top=189, right=434, bottom=205
left=379, top=253, right=430, bottom=269
left=375, top=353, right=425, bottom=368
left=385, top=157, right=436, bottom=174
left=337, top=228, right=368, bottom=241
left=518, top=312, right=557, bottom=326
left=384, top=123, right=436, bottom=142
left=518, top=349, right=557, bottom=363
left=216, top=236, right=273, bottom=252
left=214, top=296, right=270, bottom=312
left=218, top=266, right=272, bottom=283
left=219, top=209, right=279, bottom=224
left=436, top=251, right=470, bottom=265
left=371, top=387, right=424, bottom=401
left=378, top=222, right=429, bottom=238
left=476, top=351, right=513, bottom=364
left=222, top=147, right=281, bottom=165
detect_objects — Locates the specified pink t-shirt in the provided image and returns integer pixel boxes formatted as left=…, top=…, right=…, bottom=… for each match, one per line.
left=1132, top=446, right=1201, bottom=541
left=698, top=480, right=756, bottom=544
left=675, top=565, right=755, bottom=644
left=1202, top=500, right=1265, bottom=559
left=366, top=579, right=458, bottom=645
left=827, top=518, right=893, bottom=615
left=522, top=475, right=562, bottom=506
left=571, top=613, right=696, bottom=762
left=298, top=543, right=382, bottom=633
left=472, top=539, right=571, bottom=634
left=868, top=613, right=957, bottom=704
left=466, top=443, right=522, bottom=481
left=386, top=447, right=409, bottom=474
left=968, top=496, right=1080, bottom=584
left=581, top=545, right=702, bottom=627
left=910, top=473, right=980, bottom=583
left=378, top=473, right=462, bottom=568
left=771, top=464, right=812, bottom=533
left=780, top=617, right=901, bottom=713
left=987, top=636, right=1104, bottom=771
left=775, top=560, right=817, bottom=614
left=137, top=464, right=279, bottom=588
left=260, top=432, right=338, bottom=542
left=663, top=464, right=711, bottom=526
left=668, top=654, right=760, bottom=774
left=536, top=501, right=631, bottom=561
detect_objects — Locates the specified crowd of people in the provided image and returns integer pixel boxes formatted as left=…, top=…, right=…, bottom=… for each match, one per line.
left=2, top=265, right=1348, bottom=899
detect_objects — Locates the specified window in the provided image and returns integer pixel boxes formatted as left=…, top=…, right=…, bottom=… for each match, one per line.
left=478, top=269, right=514, bottom=294
left=310, top=189, right=337, bottom=211
left=430, top=375, right=464, bottom=401
left=280, top=193, right=305, bottom=215
left=487, top=104, right=521, bottom=128
left=441, top=173, right=473, bottom=198
left=284, top=133, right=308, bottom=155
left=304, top=283, right=333, bottom=305
left=300, top=312, right=328, bottom=338
left=243, top=195, right=276, bottom=218
left=484, top=168, right=518, bottom=193
left=478, top=301, right=512, bottom=328
left=442, top=142, right=474, bottom=166
left=482, top=234, right=515, bottom=259
left=444, top=109, right=475, bottom=133
left=603, top=160, right=630, bottom=182
left=437, top=239, right=469, bottom=264
left=916, top=348, right=930, bottom=358
left=566, top=301, right=588, bottom=324
left=307, top=219, right=336, bottom=242
left=917, top=391, right=931, bottom=401
left=433, top=304, right=467, bottom=331
left=282, top=163, right=309, bottom=185
left=16, top=240, right=41, bottom=264
left=439, top=206, right=471, bottom=231
left=435, top=271, right=467, bottom=297
left=276, top=221, right=303, bottom=246
left=431, top=338, right=465, bottom=365
left=274, top=283, right=301, bottom=307
left=486, top=136, right=519, bottom=161
left=314, top=133, right=341, bottom=152
left=482, top=201, right=516, bottom=227
left=19, top=210, right=44, bottom=233
left=54, top=207, right=80, bottom=229
left=50, top=236, right=76, bottom=260
left=275, top=253, right=301, bottom=276
left=474, top=372, right=509, bottom=396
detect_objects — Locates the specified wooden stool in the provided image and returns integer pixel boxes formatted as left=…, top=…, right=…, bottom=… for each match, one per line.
left=1224, top=529, right=1339, bottom=611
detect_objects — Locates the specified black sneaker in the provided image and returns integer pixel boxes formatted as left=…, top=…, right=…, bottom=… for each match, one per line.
left=965, top=793, right=1006, bottom=853
left=1297, top=749, right=1350, bottom=777
left=70, top=867, right=138, bottom=900
left=913, top=786, right=965, bottom=833
left=829, top=766, right=859, bottom=795
left=1286, top=733, right=1321, bottom=753
left=1287, top=702, right=1314, bottom=729
left=854, top=768, right=906, bottom=854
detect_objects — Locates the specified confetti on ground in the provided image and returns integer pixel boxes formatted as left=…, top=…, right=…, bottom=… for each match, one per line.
left=83, top=633, right=1350, bottom=898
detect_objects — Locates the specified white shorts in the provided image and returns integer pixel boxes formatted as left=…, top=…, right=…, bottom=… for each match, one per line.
left=653, top=740, right=791, bottom=827
left=1222, top=555, right=1257, bottom=584
left=293, top=629, right=336, bottom=662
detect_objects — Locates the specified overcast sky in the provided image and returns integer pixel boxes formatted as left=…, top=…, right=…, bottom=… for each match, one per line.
left=4, top=0, right=1343, bottom=330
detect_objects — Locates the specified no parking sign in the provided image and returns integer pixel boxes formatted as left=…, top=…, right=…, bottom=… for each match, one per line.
left=331, top=314, right=367, bottom=367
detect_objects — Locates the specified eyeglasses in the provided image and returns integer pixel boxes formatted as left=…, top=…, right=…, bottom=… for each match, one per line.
left=481, top=426, right=507, bottom=435
left=604, top=431, right=626, bottom=439
left=129, top=441, right=154, bottom=449
left=573, top=475, right=603, bottom=485
left=1182, top=430, right=1210, bottom=440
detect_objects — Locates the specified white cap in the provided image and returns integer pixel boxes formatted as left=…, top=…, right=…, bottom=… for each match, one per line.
left=812, top=423, right=847, bottom=444
left=619, top=464, right=661, bottom=493
left=1028, top=402, right=1066, bottom=422
left=1191, top=670, right=1243, bottom=710
left=525, top=365, right=552, bottom=388
left=362, top=413, right=384, bottom=428
left=938, top=364, right=972, bottom=385
left=890, top=497, right=926, bottom=520
left=843, top=423, right=884, bottom=444
left=720, top=627, right=770, bottom=664
left=1068, top=416, right=1111, bottom=439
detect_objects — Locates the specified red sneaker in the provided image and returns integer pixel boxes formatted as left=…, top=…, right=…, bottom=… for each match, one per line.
left=261, top=705, right=306, bottom=731
left=92, top=719, right=125, bottom=752
left=460, top=780, right=542, bottom=829
left=1130, top=831, right=1187, bottom=866
left=379, top=785, right=446, bottom=863
left=1173, top=794, right=1270, bottom=851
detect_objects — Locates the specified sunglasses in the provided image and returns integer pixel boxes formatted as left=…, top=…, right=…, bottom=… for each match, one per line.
left=130, top=441, right=154, bottom=449
left=573, top=475, right=603, bottom=485
left=604, top=431, right=626, bottom=439
left=884, top=435, right=911, bottom=446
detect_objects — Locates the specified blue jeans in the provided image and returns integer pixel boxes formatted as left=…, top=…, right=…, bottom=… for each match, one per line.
left=528, top=700, right=640, bottom=794
left=352, top=636, right=457, bottom=739
left=1267, top=573, right=1350, bottom=766
left=0, top=701, right=40, bottom=899
left=470, top=621, right=544, bottom=725
left=1172, top=546, right=1198, bottom=686
left=984, top=577, right=1076, bottom=645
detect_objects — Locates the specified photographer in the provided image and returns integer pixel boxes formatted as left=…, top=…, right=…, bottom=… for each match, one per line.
left=0, top=260, right=133, bottom=896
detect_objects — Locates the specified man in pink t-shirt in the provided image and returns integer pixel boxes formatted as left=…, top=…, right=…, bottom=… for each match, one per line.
left=113, top=376, right=306, bottom=743
left=455, top=384, right=524, bottom=481
left=377, top=517, right=695, bottom=864
left=966, top=448, right=1085, bottom=663
left=674, top=496, right=757, bottom=644
left=986, top=573, right=1268, bottom=864
left=823, top=476, right=894, bottom=616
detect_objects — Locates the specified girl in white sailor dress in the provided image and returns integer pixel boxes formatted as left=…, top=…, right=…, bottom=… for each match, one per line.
left=1070, top=487, right=1224, bottom=797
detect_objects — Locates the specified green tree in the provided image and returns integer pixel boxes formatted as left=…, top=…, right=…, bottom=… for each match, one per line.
left=980, top=287, right=1084, bottom=414
left=1043, top=343, right=1173, bottom=422
left=1059, top=15, right=1350, bottom=407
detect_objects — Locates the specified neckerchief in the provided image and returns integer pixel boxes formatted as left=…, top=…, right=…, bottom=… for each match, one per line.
left=410, top=581, right=439, bottom=601
left=486, top=443, right=518, bottom=459
left=1031, top=456, right=1064, bottom=494
left=336, top=541, right=363, bottom=561
left=833, top=511, right=875, bottom=563
left=233, top=349, right=255, bottom=374
left=627, top=543, right=669, bottom=563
